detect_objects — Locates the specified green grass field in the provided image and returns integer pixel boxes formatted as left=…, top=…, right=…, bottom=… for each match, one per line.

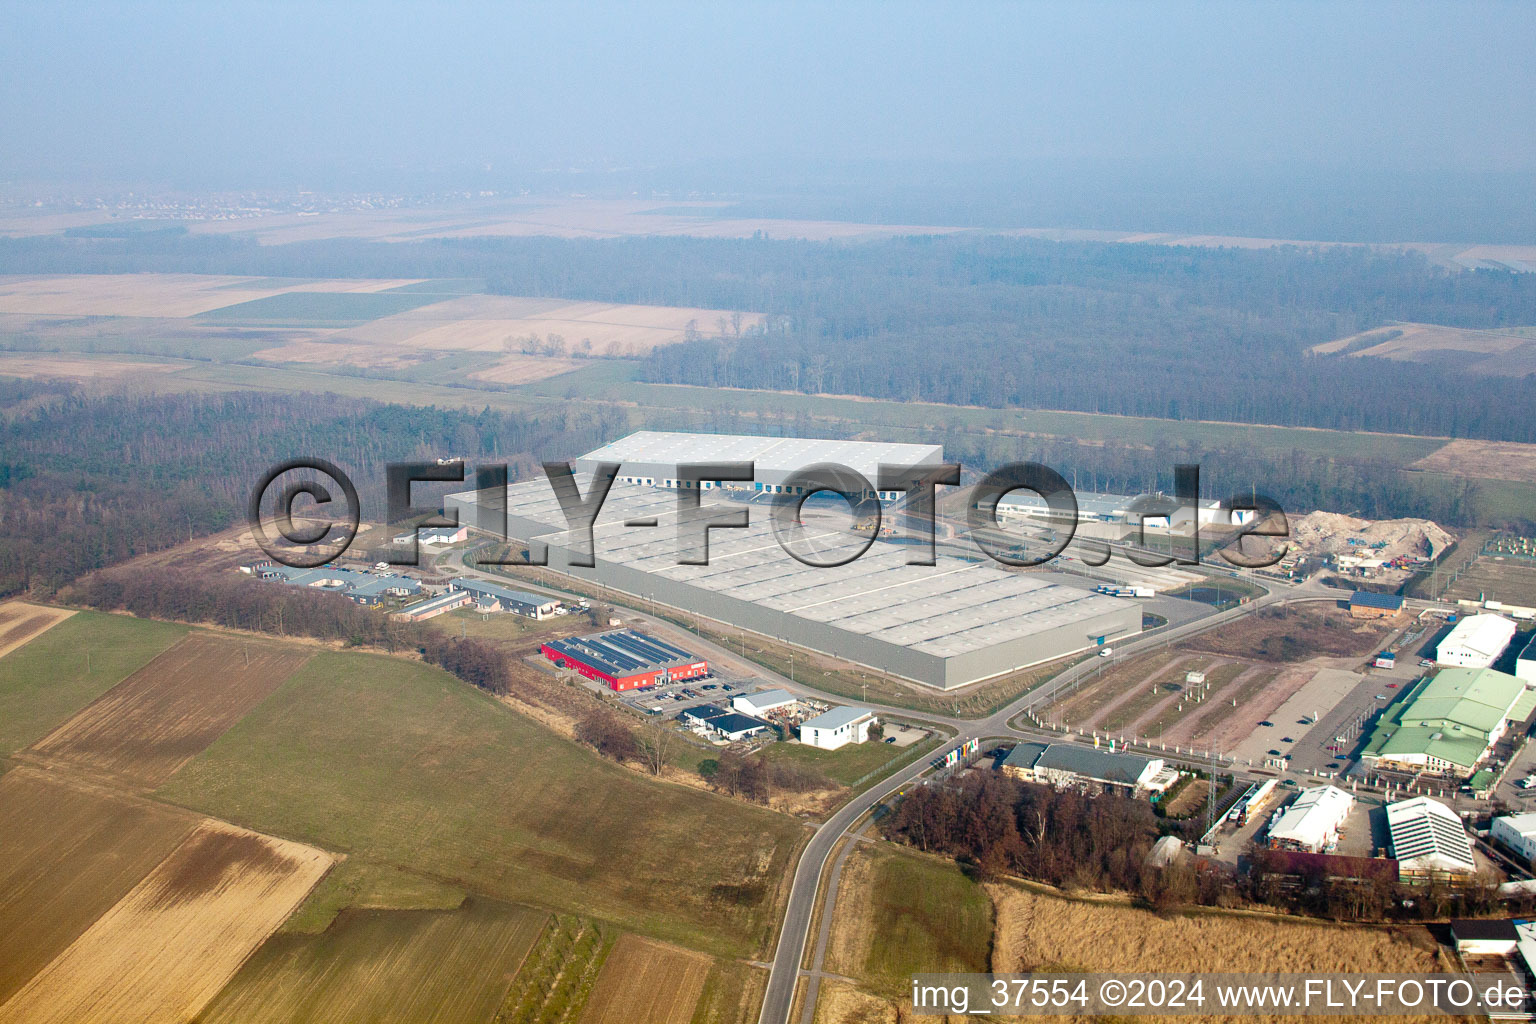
left=154, top=650, right=804, bottom=958
left=834, top=844, right=993, bottom=998
left=0, top=611, right=187, bottom=757
left=196, top=290, right=441, bottom=326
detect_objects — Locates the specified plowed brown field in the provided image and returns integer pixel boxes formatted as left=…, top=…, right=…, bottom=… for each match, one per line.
left=27, top=633, right=310, bottom=786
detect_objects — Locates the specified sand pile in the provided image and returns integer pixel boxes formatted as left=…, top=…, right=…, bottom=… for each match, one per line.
left=1286, top=511, right=1454, bottom=561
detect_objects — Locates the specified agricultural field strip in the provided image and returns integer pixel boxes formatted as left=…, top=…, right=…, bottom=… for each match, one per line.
left=577, top=934, right=712, bottom=1024
left=25, top=633, right=312, bottom=787
left=0, top=274, right=426, bottom=318
left=198, top=898, right=547, bottom=1024
left=0, top=601, right=72, bottom=660
left=0, top=769, right=201, bottom=1004
left=0, top=820, right=333, bottom=1024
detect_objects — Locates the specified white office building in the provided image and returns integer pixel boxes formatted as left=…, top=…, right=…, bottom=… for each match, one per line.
left=799, top=706, right=876, bottom=750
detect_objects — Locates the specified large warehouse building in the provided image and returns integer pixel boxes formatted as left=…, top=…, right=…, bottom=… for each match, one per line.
left=1362, top=666, right=1536, bottom=777
left=1436, top=614, right=1518, bottom=668
left=447, top=434, right=1142, bottom=690
left=575, top=430, right=945, bottom=501
left=541, top=629, right=708, bottom=691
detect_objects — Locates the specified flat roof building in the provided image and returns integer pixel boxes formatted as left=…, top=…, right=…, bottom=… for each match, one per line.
left=449, top=579, right=560, bottom=619
left=799, top=706, right=876, bottom=750
left=1437, top=613, right=1518, bottom=668
left=1362, top=667, right=1536, bottom=777
left=678, top=704, right=769, bottom=742
left=1386, top=796, right=1477, bottom=879
left=393, top=590, right=472, bottom=621
left=576, top=430, right=944, bottom=501
left=999, top=741, right=1172, bottom=794
left=995, top=489, right=1227, bottom=531
left=542, top=629, right=707, bottom=692
left=1491, top=812, right=1536, bottom=865
left=1266, top=785, right=1354, bottom=854
left=446, top=455, right=1141, bottom=690
left=732, top=689, right=799, bottom=716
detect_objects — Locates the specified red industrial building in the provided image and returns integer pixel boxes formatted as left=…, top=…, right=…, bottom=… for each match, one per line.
left=540, top=629, right=708, bottom=691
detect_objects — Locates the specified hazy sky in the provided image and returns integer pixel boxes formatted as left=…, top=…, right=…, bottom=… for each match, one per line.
left=4, top=1, right=1534, bottom=188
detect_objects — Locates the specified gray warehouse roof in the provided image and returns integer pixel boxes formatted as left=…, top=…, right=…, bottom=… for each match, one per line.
left=446, top=466, right=1141, bottom=689
left=575, top=430, right=943, bottom=481
left=1033, top=743, right=1155, bottom=785
left=455, top=479, right=1135, bottom=662
left=800, top=706, right=873, bottom=731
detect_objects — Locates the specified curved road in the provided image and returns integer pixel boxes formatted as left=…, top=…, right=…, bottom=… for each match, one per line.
left=438, top=548, right=1378, bottom=1023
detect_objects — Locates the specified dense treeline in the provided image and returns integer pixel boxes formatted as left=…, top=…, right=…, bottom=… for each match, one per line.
left=884, top=771, right=1161, bottom=891
left=3, top=232, right=1534, bottom=440
left=0, top=381, right=626, bottom=597
left=69, top=567, right=512, bottom=695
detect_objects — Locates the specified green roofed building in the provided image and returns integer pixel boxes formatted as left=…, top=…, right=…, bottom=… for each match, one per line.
left=1363, top=667, right=1536, bottom=777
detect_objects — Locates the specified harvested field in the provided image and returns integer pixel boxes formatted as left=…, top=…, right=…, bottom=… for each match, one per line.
left=1313, top=321, right=1534, bottom=361
left=0, top=274, right=289, bottom=317
left=0, top=611, right=188, bottom=757
left=987, top=883, right=1448, bottom=1024
left=199, top=897, right=545, bottom=1024
left=469, top=354, right=583, bottom=384
left=248, top=339, right=418, bottom=368
left=336, top=293, right=764, bottom=357
left=0, top=274, right=423, bottom=318
left=0, top=770, right=197, bottom=1004
left=0, top=354, right=183, bottom=380
left=1180, top=606, right=1387, bottom=662
left=0, top=820, right=331, bottom=1024
left=578, top=934, right=712, bottom=1024
left=813, top=981, right=897, bottom=1024
left=0, top=601, right=72, bottom=659
left=1412, top=438, right=1536, bottom=483
left=27, top=633, right=310, bottom=787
